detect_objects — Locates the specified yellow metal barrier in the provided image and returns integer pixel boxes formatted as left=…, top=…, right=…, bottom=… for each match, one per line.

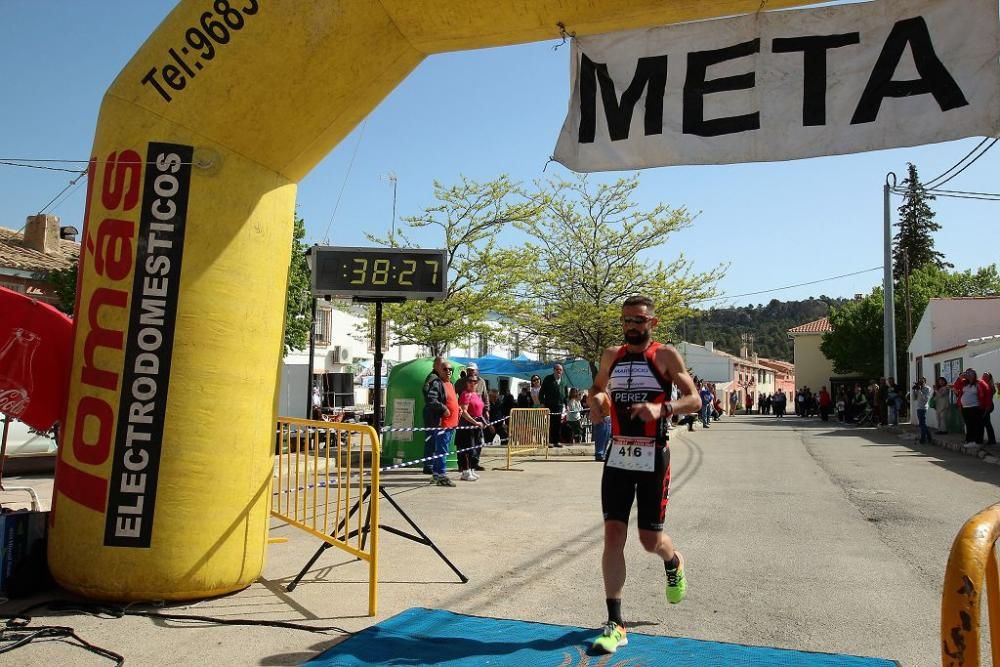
left=941, top=502, right=1000, bottom=666
left=499, top=408, right=551, bottom=471
left=271, top=417, right=381, bottom=616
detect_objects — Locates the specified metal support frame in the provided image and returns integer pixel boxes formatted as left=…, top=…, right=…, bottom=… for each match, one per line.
left=286, top=483, right=467, bottom=591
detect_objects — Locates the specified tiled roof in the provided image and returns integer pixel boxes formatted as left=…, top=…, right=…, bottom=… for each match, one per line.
left=788, top=317, right=832, bottom=334
left=758, top=357, right=795, bottom=373
left=0, top=227, right=78, bottom=273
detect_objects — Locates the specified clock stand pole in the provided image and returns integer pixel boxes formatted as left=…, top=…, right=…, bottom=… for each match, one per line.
left=286, top=298, right=469, bottom=592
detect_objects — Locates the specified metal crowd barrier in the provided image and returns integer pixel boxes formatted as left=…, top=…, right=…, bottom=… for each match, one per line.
left=940, top=502, right=1000, bottom=666
left=499, top=408, right=550, bottom=471
left=271, top=416, right=381, bottom=616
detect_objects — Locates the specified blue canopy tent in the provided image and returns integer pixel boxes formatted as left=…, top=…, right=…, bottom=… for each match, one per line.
left=449, top=356, right=593, bottom=391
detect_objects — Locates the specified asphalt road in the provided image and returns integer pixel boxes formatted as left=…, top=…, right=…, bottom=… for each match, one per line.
left=654, top=414, right=1000, bottom=666
left=4, top=415, right=998, bottom=665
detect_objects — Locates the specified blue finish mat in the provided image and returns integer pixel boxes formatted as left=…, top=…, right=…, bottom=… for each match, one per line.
left=304, top=607, right=899, bottom=666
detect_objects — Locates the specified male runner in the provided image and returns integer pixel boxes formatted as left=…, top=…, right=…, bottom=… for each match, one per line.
left=588, top=295, right=701, bottom=654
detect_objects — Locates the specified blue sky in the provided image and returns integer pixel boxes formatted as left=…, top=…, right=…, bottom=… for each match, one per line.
left=2, top=1, right=997, bottom=309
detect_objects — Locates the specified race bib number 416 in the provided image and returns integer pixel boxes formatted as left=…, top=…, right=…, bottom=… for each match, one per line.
left=607, top=436, right=656, bottom=472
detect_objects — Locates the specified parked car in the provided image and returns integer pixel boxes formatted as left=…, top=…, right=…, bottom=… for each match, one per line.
left=1, top=417, right=58, bottom=457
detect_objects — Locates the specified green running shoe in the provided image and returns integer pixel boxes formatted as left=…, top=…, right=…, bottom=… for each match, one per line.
left=666, top=551, right=686, bottom=604
left=591, top=622, right=628, bottom=654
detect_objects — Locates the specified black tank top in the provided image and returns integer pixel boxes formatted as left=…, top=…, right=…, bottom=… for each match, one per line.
left=608, top=342, right=673, bottom=445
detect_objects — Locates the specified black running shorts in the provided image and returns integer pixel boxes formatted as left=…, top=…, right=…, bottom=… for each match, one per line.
left=600, top=441, right=671, bottom=531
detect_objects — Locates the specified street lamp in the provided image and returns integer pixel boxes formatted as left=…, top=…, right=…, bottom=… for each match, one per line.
left=305, top=246, right=318, bottom=418
left=382, top=172, right=398, bottom=239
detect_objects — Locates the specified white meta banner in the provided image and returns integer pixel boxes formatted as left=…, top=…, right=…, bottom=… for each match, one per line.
left=553, top=0, right=1000, bottom=171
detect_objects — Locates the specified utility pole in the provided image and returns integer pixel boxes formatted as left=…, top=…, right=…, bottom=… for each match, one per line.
left=904, top=252, right=913, bottom=345
left=883, top=173, right=897, bottom=380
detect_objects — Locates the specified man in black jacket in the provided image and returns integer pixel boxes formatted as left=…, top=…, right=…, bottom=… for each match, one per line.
left=540, top=363, right=569, bottom=447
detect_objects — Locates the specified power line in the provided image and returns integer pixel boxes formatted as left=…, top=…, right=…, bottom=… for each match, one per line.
left=691, top=266, right=884, bottom=305
left=891, top=186, right=1000, bottom=202
left=47, top=175, right=89, bottom=213
left=923, top=138, right=992, bottom=189
left=0, top=160, right=84, bottom=173
left=0, top=157, right=216, bottom=169
left=37, top=170, right=88, bottom=215
left=0, top=158, right=89, bottom=163
left=321, top=118, right=368, bottom=244
left=926, top=138, right=997, bottom=190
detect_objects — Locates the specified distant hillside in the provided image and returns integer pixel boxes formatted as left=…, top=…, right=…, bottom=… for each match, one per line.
left=673, top=297, right=850, bottom=363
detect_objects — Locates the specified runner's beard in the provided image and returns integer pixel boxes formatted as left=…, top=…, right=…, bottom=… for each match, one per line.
left=624, top=329, right=650, bottom=345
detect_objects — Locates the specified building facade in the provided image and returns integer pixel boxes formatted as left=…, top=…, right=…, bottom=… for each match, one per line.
left=674, top=341, right=782, bottom=411
left=907, top=297, right=1000, bottom=432
left=788, top=317, right=855, bottom=393
left=0, top=215, right=79, bottom=306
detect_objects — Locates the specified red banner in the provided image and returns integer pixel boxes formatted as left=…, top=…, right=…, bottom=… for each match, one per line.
left=0, top=287, right=72, bottom=431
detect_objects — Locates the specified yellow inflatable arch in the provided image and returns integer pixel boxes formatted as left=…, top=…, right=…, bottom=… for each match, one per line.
left=51, top=0, right=815, bottom=600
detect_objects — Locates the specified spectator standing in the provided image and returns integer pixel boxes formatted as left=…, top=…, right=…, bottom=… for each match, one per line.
left=983, top=372, right=996, bottom=445
left=541, top=364, right=569, bottom=447
left=529, top=374, right=543, bottom=407
left=835, top=388, right=847, bottom=422
left=772, top=390, right=787, bottom=418
left=457, top=379, right=485, bottom=481
left=886, top=378, right=901, bottom=426
left=517, top=384, right=533, bottom=408
left=876, top=378, right=889, bottom=425
left=455, top=362, right=489, bottom=470
left=456, top=363, right=489, bottom=423
left=911, top=377, right=932, bottom=444
left=729, top=391, right=739, bottom=418
left=311, top=385, right=323, bottom=421
left=566, top=387, right=584, bottom=443
left=699, top=384, right=714, bottom=427
left=591, top=391, right=612, bottom=460
left=818, top=386, right=832, bottom=421
left=486, top=389, right=505, bottom=445
left=422, top=357, right=458, bottom=487
left=499, top=384, right=515, bottom=418
left=954, top=368, right=991, bottom=446
left=933, top=377, right=951, bottom=434
left=744, top=392, right=753, bottom=415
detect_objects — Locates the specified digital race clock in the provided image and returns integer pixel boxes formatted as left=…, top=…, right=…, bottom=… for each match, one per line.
left=310, top=246, right=448, bottom=300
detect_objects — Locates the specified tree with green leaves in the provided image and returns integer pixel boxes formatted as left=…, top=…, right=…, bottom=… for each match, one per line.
left=820, top=290, right=885, bottom=379
left=43, top=261, right=78, bottom=315
left=892, top=163, right=950, bottom=281
left=821, top=264, right=1000, bottom=381
left=366, top=175, right=540, bottom=356
left=283, top=216, right=312, bottom=354
left=496, top=174, right=725, bottom=376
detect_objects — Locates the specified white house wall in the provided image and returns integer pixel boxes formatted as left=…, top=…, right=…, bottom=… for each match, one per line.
left=908, top=298, right=1000, bottom=405
left=676, top=342, right=732, bottom=383
left=923, top=299, right=1000, bottom=351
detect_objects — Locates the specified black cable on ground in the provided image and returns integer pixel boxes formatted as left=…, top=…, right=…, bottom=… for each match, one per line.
left=1, top=598, right=353, bottom=664
left=0, top=624, right=125, bottom=665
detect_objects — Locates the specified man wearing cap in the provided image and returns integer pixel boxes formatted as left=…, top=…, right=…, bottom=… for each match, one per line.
left=456, top=362, right=489, bottom=471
